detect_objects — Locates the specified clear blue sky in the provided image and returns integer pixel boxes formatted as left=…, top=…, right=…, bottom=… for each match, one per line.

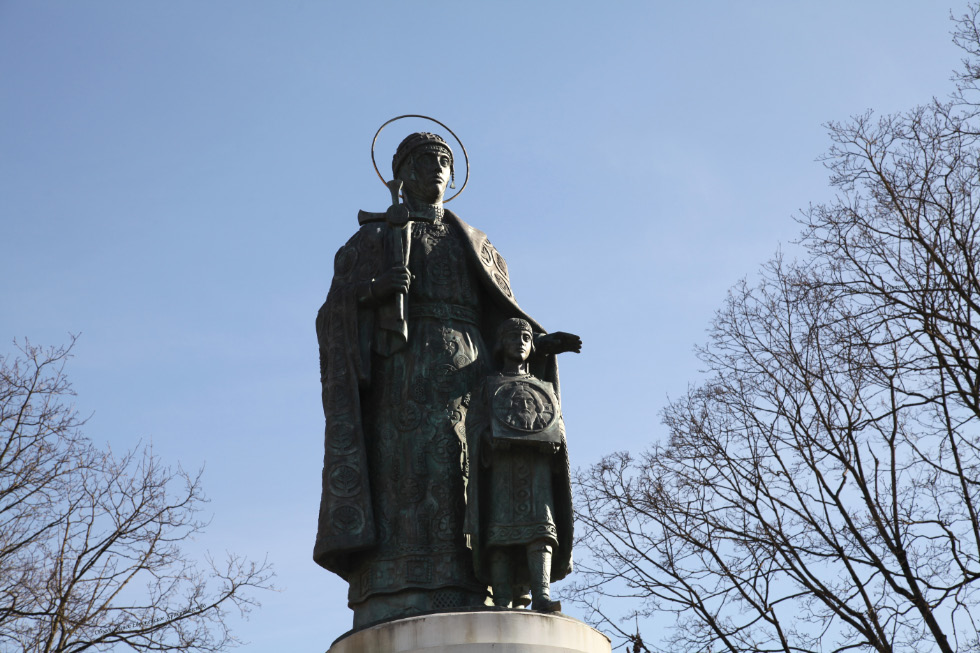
left=0, top=1, right=964, bottom=649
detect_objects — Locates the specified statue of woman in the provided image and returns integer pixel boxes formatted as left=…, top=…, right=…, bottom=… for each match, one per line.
left=313, top=131, right=579, bottom=628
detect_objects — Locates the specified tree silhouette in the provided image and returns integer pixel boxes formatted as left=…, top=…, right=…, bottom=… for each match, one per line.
left=571, top=6, right=980, bottom=652
left=0, top=338, right=273, bottom=653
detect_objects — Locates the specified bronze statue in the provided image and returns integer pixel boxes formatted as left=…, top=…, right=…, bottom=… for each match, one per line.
left=314, top=123, right=580, bottom=627
left=463, top=318, right=577, bottom=612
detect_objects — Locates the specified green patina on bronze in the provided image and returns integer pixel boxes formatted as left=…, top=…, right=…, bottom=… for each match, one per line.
left=315, top=129, right=583, bottom=628
left=463, top=318, right=574, bottom=612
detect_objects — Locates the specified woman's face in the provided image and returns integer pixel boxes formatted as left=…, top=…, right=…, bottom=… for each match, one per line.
left=402, top=148, right=451, bottom=203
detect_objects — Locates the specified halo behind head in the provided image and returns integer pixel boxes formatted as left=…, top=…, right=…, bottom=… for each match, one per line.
left=370, top=114, right=469, bottom=203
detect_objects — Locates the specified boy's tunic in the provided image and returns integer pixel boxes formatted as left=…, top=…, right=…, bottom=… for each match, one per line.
left=464, top=372, right=573, bottom=586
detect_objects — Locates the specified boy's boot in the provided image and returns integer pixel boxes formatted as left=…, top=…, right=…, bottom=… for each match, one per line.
left=527, top=541, right=561, bottom=612
left=489, top=548, right=514, bottom=608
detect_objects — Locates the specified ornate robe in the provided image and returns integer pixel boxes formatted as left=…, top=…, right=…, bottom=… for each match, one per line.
left=314, top=208, right=559, bottom=627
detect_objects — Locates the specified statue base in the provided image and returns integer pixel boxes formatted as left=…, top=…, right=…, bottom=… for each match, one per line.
left=327, top=609, right=611, bottom=653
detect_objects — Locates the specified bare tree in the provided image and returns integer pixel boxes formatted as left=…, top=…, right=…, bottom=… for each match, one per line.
left=570, top=6, right=980, bottom=653
left=0, top=338, right=273, bottom=653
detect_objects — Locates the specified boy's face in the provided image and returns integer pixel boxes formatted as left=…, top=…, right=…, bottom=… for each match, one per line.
left=501, top=327, right=533, bottom=363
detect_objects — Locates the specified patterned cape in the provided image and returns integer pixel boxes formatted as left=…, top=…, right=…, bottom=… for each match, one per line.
left=313, top=209, right=562, bottom=579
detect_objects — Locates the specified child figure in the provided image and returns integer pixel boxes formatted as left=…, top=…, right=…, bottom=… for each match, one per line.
left=463, top=318, right=579, bottom=611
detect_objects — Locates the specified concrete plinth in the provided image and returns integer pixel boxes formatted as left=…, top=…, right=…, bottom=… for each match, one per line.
left=327, top=610, right=611, bottom=653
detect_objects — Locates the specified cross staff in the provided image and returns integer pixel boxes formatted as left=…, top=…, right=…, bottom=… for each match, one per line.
left=356, top=179, right=436, bottom=342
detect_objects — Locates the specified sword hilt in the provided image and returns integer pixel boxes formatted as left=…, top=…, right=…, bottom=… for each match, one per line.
left=387, top=179, right=403, bottom=207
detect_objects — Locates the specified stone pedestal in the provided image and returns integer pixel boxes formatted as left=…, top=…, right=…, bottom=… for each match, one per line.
left=327, top=610, right=611, bottom=653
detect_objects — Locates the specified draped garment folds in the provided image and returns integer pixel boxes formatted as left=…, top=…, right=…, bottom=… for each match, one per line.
left=315, top=209, right=560, bottom=627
